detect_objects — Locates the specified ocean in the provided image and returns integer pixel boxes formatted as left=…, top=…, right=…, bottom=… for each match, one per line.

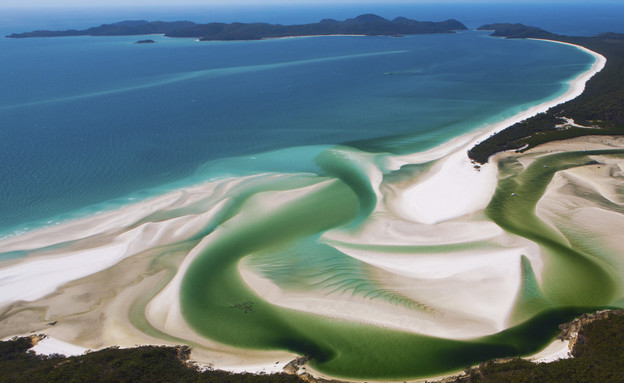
left=0, top=2, right=608, bottom=237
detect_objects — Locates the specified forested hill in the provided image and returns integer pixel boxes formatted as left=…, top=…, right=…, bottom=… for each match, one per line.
left=468, top=24, right=624, bottom=164
left=6, top=15, right=467, bottom=41
left=477, top=23, right=558, bottom=39
left=6, top=20, right=198, bottom=38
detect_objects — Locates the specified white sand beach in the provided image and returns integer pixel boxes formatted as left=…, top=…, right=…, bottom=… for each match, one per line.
left=29, top=336, right=89, bottom=357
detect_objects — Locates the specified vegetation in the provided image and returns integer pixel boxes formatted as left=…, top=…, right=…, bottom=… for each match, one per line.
left=477, top=23, right=557, bottom=39
left=448, top=310, right=624, bottom=383
left=0, top=337, right=305, bottom=383
left=468, top=26, right=624, bottom=163
left=4, top=311, right=624, bottom=382
left=6, top=15, right=467, bottom=41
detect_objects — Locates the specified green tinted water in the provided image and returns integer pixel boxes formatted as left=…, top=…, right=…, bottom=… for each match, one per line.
left=246, top=238, right=430, bottom=311
left=487, top=151, right=624, bottom=307
left=179, top=150, right=622, bottom=379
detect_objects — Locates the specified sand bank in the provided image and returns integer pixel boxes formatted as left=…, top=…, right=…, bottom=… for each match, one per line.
left=0, top=173, right=323, bottom=308
left=527, top=339, right=571, bottom=364
left=240, top=243, right=527, bottom=339
left=528, top=139, right=624, bottom=284
left=30, top=335, right=89, bottom=357
left=0, top=185, right=223, bottom=307
left=145, top=179, right=345, bottom=368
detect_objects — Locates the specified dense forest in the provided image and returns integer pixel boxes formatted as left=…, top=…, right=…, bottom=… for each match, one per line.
left=0, top=338, right=306, bottom=383
left=468, top=26, right=624, bottom=163
left=448, top=310, right=624, bottom=383
left=2, top=311, right=623, bottom=383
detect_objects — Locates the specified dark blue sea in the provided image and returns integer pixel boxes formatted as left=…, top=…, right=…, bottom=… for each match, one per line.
left=0, top=2, right=619, bottom=237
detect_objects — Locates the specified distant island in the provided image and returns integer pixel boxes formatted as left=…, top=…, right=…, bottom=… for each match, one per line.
left=477, top=23, right=558, bottom=39
left=5, top=14, right=467, bottom=41
left=135, top=39, right=156, bottom=44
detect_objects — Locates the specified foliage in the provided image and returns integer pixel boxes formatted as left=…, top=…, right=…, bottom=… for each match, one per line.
left=7, top=15, right=467, bottom=41
left=449, top=311, right=624, bottom=383
left=0, top=341, right=304, bottom=383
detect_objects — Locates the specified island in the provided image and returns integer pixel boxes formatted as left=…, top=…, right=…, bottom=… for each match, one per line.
left=468, top=24, right=624, bottom=163
left=5, top=14, right=467, bottom=41
left=6, top=20, right=198, bottom=38
left=135, top=39, right=156, bottom=44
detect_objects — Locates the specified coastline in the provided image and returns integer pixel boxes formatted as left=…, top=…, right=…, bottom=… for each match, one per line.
left=0, top=36, right=615, bottom=381
left=386, top=38, right=606, bottom=224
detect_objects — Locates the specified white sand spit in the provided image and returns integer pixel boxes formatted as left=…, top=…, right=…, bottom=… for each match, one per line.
left=30, top=336, right=89, bottom=357
left=528, top=339, right=571, bottom=363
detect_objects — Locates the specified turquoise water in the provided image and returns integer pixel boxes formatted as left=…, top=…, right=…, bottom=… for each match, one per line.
left=0, top=26, right=594, bottom=237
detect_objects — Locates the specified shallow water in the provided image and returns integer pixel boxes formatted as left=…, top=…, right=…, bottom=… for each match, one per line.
left=488, top=152, right=624, bottom=307
left=0, top=29, right=593, bottom=237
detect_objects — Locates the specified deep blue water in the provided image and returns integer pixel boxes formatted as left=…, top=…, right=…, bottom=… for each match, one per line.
left=0, top=2, right=611, bottom=237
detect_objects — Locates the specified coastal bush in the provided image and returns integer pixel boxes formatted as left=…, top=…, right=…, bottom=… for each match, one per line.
left=0, top=341, right=305, bottom=383
left=4, top=312, right=624, bottom=382
left=467, top=113, right=565, bottom=163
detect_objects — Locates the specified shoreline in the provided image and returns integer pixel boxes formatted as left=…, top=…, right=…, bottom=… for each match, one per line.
left=0, top=173, right=321, bottom=306
left=386, top=38, right=605, bottom=224
left=0, top=37, right=613, bottom=381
